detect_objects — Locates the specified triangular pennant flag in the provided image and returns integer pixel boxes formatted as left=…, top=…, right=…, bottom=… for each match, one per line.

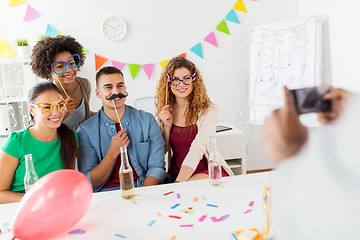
left=128, top=64, right=141, bottom=79
left=8, top=0, right=26, bottom=6
left=23, top=5, right=40, bottom=22
left=233, top=0, right=247, bottom=13
left=159, top=59, right=170, bottom=68
left=82, top=48, right=89, bottom=55
left=204, top=32, right=218, bottom=47
left=190, top=43, right=203, bottom=59
left=45, top=24, right=59, bottom=37
left=216, top=20, right=230, bottom=35
left=95, top=54, right=108, bottom=71
left=225, top=9, right=240, bottom=24
left=177, top=53, right=187, bottom=58
left=142, top=64, right=154, bottom=79
left=112, top=60, right=126, bottom=71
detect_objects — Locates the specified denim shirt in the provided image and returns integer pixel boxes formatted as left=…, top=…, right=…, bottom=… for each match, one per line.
left=77, top=105, right=166, bottom=192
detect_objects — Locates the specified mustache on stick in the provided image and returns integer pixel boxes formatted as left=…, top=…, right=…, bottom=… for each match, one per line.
left=105, top=92, right=129, bottom=100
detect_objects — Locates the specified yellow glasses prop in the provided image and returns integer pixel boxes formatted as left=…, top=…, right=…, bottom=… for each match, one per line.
left=31, top=96, right=68, bottom=114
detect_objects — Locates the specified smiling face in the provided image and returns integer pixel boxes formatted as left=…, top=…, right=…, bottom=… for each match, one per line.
left=96, top=73, right=127, bottom=111
left=50, top=51, right=78, bottom=85
left=170, top=67, right=194, bottom=100
left=29, top=90, right=66, bottom=129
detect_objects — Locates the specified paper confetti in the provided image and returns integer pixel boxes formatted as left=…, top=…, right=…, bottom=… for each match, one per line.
left=170, top=236, right=177, bottom=240
left=69, top=229, right=85, bottom=234
left=210, top=217, right=219, bottom=222
left=249, top=201, right=254, bottom=207
left=244, top=209, right=252, bottom=214
left=206, top=204, right=218, bottom=208
left=157, top=212, right=162, bottom=217
left=220, top=214, right=230, bottom=221
left=115, top=233, right=126, bottom=238
left=169, top=215, right=181, bottom=219
left=180, top=225, right=194, bottom=227
left=193, top=197, right=198, bottom=202
left=171, top=203, right=180, bottom=209
left=148, top=220, right=156, bottom=226
left=164, top=191, right=174, bottom=196
left=130, top=199, right=137, bottom=204
left=177, top=193, right=181, bottom=199
left=198, top=214, right=208, bottom=222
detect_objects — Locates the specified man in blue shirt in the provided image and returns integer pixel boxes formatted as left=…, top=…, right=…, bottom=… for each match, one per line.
left=77, top=66, right=166, bottom=192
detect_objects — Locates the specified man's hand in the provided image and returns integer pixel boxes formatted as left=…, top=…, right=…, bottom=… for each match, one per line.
left=108, top=128, right=129, bottom=158
left=262, top=87, right=308, bottom=163
left=317, top=87, right=352, bottom=125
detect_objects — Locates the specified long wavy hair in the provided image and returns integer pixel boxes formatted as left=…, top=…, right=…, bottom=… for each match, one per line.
left=155, top=57, right=213, bottom=128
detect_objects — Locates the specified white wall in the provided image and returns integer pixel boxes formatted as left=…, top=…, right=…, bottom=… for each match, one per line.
left=1, top=0, right=299, bottom=170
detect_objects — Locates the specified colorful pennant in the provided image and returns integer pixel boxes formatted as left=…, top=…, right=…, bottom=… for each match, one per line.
left=190, top=43, right=203, bottom=59
left=216, top=20, right=230, bottom=35
left=142, top=63, right=154, bottom=79
left=112, top=60, right=126, bottom=71
left=95, top=54, right=108, bottom=71
left=233, top=0, right=247, bottom=13
left=82, top=48, right=89, bottom=55
left=177, top=53, right=187, bottom=58
left=8, top=0, right=26, bottom=6
left=226, top=9, right=240, bottom=24
left=204, top=32, right=218, bottom=47
left=159, top=59, right=170, bottom=68
left=128, top=64, right=141, bottom=79
left=23, top=4, right=40, bottom=22
left=45, top=24, right=59, bottom=37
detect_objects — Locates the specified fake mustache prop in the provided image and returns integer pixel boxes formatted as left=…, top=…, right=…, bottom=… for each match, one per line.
left=105, top=92, right=129, bottom=100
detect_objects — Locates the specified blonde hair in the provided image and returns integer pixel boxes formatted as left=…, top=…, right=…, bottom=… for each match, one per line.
left=155, top=57, right=213, bottom=128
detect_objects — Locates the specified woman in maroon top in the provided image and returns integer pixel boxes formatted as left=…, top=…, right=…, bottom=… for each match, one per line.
left=155, top=57, right=232, bottom=183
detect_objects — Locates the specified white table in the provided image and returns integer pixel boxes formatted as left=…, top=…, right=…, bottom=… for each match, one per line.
left=0, top=173, right=272, bottom=240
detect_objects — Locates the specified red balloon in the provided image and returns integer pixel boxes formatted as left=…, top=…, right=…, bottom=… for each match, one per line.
left=12, top=169, right=92, bottom=240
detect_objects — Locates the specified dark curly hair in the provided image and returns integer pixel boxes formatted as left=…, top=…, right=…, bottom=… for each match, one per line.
left=30, top=35, right=85, bottom=80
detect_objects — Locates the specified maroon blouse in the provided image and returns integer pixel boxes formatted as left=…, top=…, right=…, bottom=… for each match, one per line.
left=168, top=124, right=229, bottom=177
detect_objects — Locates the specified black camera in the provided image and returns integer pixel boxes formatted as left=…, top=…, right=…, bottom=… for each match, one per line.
left=291, top=86, right=332, bottom=114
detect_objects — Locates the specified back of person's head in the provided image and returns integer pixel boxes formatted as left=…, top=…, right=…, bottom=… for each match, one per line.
left=28, top=81, right=78, bottom=169
left=155, top=56, right=212, bottom=125
left=30, top=35, right=85, bottom=80
left=95, top=66, right=124, bottom=87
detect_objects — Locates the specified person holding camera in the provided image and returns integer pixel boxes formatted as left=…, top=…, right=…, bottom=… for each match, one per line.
left=262, top=86, right=360, bottom=239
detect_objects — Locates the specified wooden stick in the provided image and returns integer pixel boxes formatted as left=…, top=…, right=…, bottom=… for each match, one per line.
left=54, top=75, right=69, bottom=98
left=165, top=81, right=168, bottom=106
left=112, top=100, right=122, bottom=129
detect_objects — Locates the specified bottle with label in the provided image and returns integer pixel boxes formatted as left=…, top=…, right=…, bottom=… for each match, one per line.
left=24, top=154, right=39, bottom=192
left=208, top=135, right=223, bottom=185
left=119, top=146, right=135, bottom=199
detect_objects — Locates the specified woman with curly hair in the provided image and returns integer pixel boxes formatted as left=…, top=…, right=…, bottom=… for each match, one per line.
left=155, top=57, right=233, bottom=183
left=30, top=35, right=92, bottom=129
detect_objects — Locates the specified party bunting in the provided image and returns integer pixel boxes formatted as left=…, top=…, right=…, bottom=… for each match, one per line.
left=190, top=43, right=203, bottom=59
left=45, top=24, right=59, bottom=37
left=225, top=9, right=240, bottom=24
left=112, top=60, right=126, bottom=71
left=204, top=32, right=218, bottom=47
left=95, top=54, right=108, bottom=71
left=82, top=48, right=89, bottom=55
left=216, top=20, right=230, bottom=35
left=233, top=0, right=247, bottom=13
left=177, top=53, right=187, bottom=58
left=142, top=63, right=154, bottom=79
left=23, top=5, right=40, bottom=22
left=128, top=64, right=141, bottom=79
left=159, top=59, right=170, bottom=68
left=8, top=0, right=26, bottom=6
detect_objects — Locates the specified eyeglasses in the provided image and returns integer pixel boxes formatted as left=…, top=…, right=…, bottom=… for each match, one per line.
left=167, top=73, right=196, bottom=86
left=30, top=96, right=68, bottom=114
left=51, top=54, right=81, bottom=75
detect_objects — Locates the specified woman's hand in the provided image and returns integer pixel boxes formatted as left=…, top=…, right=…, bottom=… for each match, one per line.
left=158, top=105, right=173, bottom=129
left=65, top=96, right=76, bottom=116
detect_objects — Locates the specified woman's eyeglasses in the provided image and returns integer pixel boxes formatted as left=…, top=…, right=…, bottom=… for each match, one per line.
left=51, top=54, right=81, bottom=75
left=167, top=73, right=196, bottom=86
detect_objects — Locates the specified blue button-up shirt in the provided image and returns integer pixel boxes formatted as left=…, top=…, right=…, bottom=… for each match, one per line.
left=77, top=105, right=166, bottom=192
